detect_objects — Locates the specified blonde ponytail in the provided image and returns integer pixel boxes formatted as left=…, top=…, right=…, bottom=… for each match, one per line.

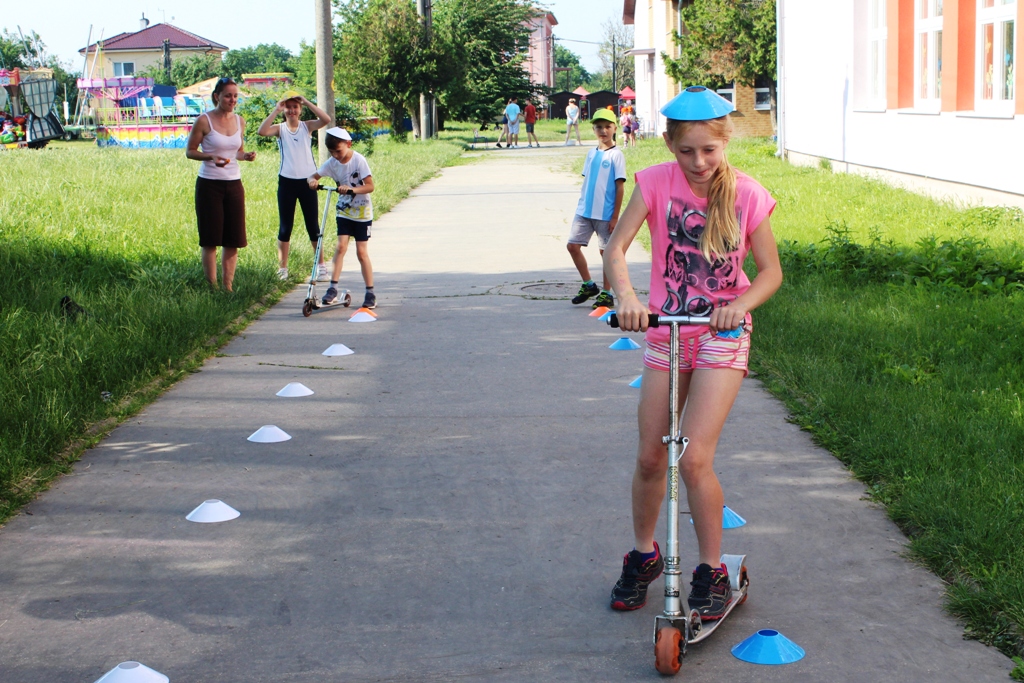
left=701, top=156, right=739, bottom=263
left=665, top=116, right=740, bottom=263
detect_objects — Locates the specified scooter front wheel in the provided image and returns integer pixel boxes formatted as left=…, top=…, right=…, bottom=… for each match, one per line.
left=302, top=300, right=313, bottom=317
left=654, top=625, right=683, bottom=676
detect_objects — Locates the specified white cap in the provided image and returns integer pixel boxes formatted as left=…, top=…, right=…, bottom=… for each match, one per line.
left=325, top=126, right=352, bottom=141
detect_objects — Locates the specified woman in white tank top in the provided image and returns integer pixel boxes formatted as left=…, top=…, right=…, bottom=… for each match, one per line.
left=185, top=77, right=257, bottom=292
left=257, top=94, right=332, bottom=281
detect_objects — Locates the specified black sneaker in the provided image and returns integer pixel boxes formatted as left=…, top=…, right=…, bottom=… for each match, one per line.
left=361, top=291, right=377, bottom=309
left=322, top=286, right=339, bottom=305
left=610, top=543, right=663, bottom=611
left=688, top=563, right=732, bottom=620
left=592, top=291, right=614, bottom=309
left=571, top=281, right=601, bottom=305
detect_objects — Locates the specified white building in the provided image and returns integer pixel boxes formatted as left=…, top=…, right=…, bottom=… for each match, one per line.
left=778, top=0, right=1024, bottom=206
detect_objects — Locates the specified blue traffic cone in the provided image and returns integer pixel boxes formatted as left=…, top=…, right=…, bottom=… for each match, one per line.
left=731, top=629, right=805, bottom=665
left=609, top=337, right=641, bottom=350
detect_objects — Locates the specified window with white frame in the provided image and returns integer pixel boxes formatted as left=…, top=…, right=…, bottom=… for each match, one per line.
left=716, top=84, right=735, bottom=103
left=113, top=62, right=135, bottom=77
left=868, top=0, right=888, bottom=102
left=915, top=0, right=943, bottom=108
left=977, top=0, right=1016, bottom=111
left=754, top=88, right=771, bottom=110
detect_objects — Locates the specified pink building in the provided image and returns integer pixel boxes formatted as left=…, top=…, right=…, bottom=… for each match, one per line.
left=523, top=10, right=558, bottom=89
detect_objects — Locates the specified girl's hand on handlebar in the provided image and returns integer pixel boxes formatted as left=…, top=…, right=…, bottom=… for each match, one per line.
left=709, top=302, right=747, bottom=334
left=616, top=294, right=649, bottom=333
left=307, top=177, right=319, bottom=189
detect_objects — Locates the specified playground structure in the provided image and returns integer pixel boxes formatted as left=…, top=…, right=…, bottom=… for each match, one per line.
left=77, top=75, right=211, bottom=149
left=1, top=67, right=67, bottom=149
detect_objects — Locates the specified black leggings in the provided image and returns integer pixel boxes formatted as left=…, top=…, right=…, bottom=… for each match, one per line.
left=277, top=176, right=320, bottom=243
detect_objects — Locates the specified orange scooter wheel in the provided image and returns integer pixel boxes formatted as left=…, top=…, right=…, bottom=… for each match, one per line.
left=654, top=625, right=683, bottom=676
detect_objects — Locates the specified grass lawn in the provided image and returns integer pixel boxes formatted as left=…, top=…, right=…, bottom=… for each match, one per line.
left=0, top=136, right=465, bottom=522
left=590, top=134, right=1024, bottom=665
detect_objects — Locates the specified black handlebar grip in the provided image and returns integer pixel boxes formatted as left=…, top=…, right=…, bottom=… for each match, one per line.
left=608, top=313, right=660, bottom=328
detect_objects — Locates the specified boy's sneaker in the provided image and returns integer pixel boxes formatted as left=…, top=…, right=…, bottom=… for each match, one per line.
left=361, top=291, right=377, bottom=309
left=610, top=543, right=664, bottom=611
left=317, top=264, right=330, bottom=281
left=496, top=142, right=503, bottom=148
left=592, top=291, right=614, bottom=309
left=688, top=563, right=732, bottom=620
left=322, top=286, right=340, bottom=305
left=571, top=281, right=601, bottom=305
left=276, top=267, right=289, bottom=281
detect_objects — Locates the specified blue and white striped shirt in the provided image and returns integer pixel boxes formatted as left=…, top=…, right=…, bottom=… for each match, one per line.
left=576, top=146, right=626, bottom=221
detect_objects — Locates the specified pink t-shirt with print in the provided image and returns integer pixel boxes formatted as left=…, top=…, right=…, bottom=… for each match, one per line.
left=636, top=161, right=776, bottom=345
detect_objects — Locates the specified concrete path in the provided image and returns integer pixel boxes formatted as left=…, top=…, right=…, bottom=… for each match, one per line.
left=0, top=144, right=1013, bottom=682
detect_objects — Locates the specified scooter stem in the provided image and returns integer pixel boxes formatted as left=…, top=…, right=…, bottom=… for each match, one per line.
left=663, top=321, right=688, bottom=618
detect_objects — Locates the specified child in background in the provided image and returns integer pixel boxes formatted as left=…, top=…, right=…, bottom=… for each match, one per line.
left=567, top=109, right=626, bottom=310
left=257, top=93, right=332, bottom=281
left=307, top=127, right=378, bottom=309
left=602, top=87, right=782, bottom=618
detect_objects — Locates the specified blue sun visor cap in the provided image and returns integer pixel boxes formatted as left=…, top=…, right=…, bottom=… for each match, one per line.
left=660, top=86, right=735, bottom=121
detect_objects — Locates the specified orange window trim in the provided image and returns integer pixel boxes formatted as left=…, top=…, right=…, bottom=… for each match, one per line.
left=1018, top=2, right=1024, bottom=114
left=888, top=0, right=915, bottom=109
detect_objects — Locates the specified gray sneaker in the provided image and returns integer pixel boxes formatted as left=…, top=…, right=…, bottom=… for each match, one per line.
left=322, top=286, right=340, bottom=305
left=361, top=291, right=377, bottom=309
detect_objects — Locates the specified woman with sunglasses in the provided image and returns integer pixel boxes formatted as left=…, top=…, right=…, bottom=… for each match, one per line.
left=186, top=77, right=257, bottom=292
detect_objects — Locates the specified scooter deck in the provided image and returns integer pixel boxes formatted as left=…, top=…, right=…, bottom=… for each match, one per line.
left=687, top=585, right=747, bottom=645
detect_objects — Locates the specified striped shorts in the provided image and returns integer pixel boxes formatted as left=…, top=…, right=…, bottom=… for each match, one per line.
left=643, top=329, right=751, bottom=375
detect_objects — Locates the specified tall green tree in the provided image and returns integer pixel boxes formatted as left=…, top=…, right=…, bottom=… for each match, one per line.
left=169, top=54, right=221, bottom=90
left=221, top=43, right=295, bottom=79
left=335, top=0, right=427, bottom=141
left=663, top=0, right=777, bottom=121
left=598, top=16, right=634, bottom=92
left=432, top=0, right=536, bottom=124
left=554, top=44, right=590, bottom=93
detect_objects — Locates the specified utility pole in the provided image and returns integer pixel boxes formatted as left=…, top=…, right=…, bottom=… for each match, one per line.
left=612, top=36, right=616, bottom=94
left=417, top=0, right=434, bottom=140
left=315, top=0, right=336, bottom=163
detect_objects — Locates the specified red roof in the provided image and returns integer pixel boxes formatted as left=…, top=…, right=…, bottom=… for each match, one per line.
left=80, top=23, right=227, bottom=54
left=619, top=86, right=636, bottom=99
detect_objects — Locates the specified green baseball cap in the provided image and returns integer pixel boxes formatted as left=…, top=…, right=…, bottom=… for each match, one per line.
left=591, top=109, right=618, bottom=124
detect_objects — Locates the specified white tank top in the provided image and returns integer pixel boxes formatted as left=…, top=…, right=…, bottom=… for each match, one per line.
left=277, top=120, right=317, bottom=179
left=198, top=113, right=242, bottom=181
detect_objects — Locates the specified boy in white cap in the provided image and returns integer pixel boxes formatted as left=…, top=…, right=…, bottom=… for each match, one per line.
left=307, top=127, right=377, bottom=309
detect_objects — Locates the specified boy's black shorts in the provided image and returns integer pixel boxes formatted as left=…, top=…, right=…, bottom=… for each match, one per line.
left=336, top=217, right=372, bottom=241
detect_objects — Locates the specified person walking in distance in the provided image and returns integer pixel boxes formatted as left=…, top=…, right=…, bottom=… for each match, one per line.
left=307, top=128, right=378, bottom=310
left=185, top=77, right=257, bottom=292
left=504, top=97, right=521, bottom=149
left=524, top=98, right=540, bottom=148
left=257, top=93, right=332, bottom=281
left=604, top=87, right=782, bottom=618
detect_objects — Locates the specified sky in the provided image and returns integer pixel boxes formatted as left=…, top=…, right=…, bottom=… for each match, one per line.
left=4, top=0, right=624, bottom=74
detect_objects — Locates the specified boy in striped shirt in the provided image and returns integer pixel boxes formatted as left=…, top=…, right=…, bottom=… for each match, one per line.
left=568, top=109, right=627, bottom=309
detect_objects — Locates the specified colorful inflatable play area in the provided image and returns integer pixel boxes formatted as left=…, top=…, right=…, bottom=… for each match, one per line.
left=78, top=76, right=209, bottom=149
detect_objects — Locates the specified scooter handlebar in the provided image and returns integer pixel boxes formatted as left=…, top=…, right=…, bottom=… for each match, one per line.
left=608, top=313, right=712, bottom=329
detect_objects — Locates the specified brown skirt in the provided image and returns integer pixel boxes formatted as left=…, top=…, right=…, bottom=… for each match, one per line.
left=195, top=177, right=247, bottom=248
